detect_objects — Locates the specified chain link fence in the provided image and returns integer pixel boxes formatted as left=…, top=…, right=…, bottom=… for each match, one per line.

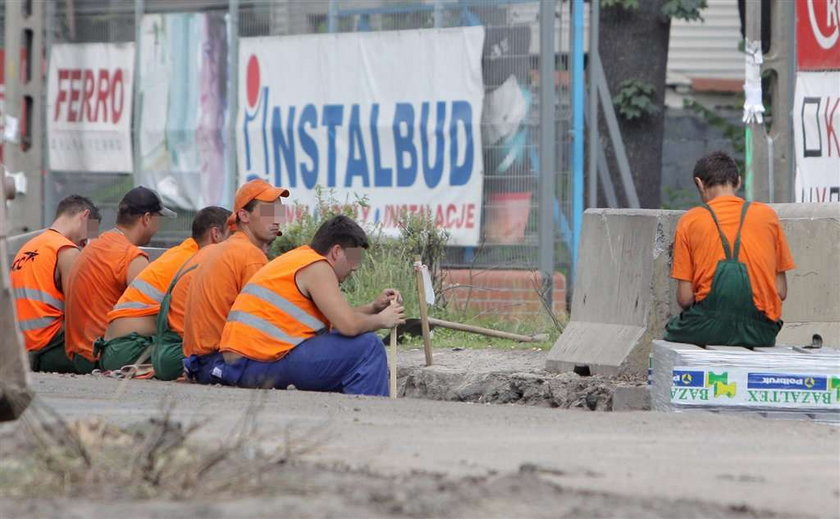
left=40, top=0, right=573, bottom=316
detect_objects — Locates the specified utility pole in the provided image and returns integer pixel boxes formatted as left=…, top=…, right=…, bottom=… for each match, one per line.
left=3, top=0, right=46, bottom=234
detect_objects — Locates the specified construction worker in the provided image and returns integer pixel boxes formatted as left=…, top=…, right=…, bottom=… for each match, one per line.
left=10, top=195, right=101, bottom=373
left=97, top=206, right=231, bottom=377
left=64, top=187, right=176, bottom=373
left=215, top=215, right=405, bottom=396
left=181, top=179, right=289, bottom=384
left=665, top=151, right=795, bottom=346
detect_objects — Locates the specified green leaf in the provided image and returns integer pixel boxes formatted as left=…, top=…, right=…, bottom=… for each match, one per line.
left=661, top=0, right=707, bottom=22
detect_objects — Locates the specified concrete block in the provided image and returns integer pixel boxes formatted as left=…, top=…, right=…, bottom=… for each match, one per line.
left=546, top=209, right=682, bottom=376
left=547, top=203, right=840, bottom=378
left=772, top=203, right=840, bottom=348
left=612, top=385, right=651, bottom=411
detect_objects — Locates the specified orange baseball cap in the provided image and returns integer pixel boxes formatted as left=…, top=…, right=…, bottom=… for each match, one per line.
left=227, top=179, right=290, bottom=227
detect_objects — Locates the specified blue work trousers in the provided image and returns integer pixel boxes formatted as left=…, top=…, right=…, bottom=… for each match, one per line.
left=215, top=331, right=389, bottom=397
left=183, top=352, right=224, bottom=385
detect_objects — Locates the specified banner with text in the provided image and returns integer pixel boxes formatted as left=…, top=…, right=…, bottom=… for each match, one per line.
left=237, top=27, right=485, bottom=245
left=47, top=43, right=134, bottom=172
left=793, top=71, right=840, bottom=202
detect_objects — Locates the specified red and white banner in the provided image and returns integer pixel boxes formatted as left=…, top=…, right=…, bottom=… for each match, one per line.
left=793, top=72, right=840, bottom=202
left=47, top=43, right=134, bottom=172
left=796, top=0, right=840, bottom=71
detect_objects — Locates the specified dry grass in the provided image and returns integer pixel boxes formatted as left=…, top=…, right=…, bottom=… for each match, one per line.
left=0, top=394, right=331, bottom=501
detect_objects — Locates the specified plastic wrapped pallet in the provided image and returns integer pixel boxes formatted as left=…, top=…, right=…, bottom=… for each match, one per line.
left=650, top=340, right=840, bottom=421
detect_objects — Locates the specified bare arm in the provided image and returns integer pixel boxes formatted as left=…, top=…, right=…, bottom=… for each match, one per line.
left=55, top=247, right=80, bottom=295
left=676, top=280, right=695, bottom=310
left=776, top=272, right=787, bottom=301
left=355, top=288, right=402, bottom=315
left=298, top=262, right=404, bottom=335
left=126, top=256, right=149, bottom=285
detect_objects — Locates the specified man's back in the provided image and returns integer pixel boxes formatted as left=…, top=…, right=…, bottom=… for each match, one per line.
left=10, top=230, right=77, bottom=351
left=65, top=231, right=147, bottom=361
left=182, top=232, right=267, bottom=356
left=672, top=196, right=795, bottom=321
left=107, top=238, right=199, bottom=324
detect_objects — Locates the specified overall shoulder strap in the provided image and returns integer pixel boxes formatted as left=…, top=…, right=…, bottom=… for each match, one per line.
left=702, top=204, right=732, bottom=260
left=732, top=201, right=751, bottom=261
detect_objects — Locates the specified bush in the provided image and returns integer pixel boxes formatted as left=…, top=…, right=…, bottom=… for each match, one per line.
left=269, top=188, right=450, bottom=319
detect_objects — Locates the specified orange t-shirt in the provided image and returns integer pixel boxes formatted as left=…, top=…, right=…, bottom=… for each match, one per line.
left=10, top=229, right=78, bottom=351
left=182, top=232, right=268, bottom=356
left=166, top=247, right=207, bottom=337
left=671, top=196, right=795, bottom=321
left=65, top=231, right=148, bottom=361
left=106, top=238, right=199, bottom=323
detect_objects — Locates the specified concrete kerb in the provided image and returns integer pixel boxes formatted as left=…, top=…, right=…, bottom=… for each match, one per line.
left=547, top=203, right=840, bottom=378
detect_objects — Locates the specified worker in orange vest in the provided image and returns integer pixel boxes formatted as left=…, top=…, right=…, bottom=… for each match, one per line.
left=97, top=206, right=231, bottom=377
left=181, top=179, right=289, bottom=383
left=216, top=215, right=404, bottom=396
left=65, top=187, right=175, bottom=373
left=10, top=195, right=101, bottom=372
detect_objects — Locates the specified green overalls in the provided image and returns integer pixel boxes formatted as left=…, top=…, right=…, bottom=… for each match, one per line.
left=150, top=264, right=197, bottom=381
left=28, top=330, right=75, bottom=373
left=96, top=334, right=153, bottom=372
left=664, top=202, right=782, bottom=347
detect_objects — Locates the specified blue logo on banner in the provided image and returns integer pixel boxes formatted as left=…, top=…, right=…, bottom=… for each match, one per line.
left=747, top=373, right=827, bottom=391
left=672, top=370, right=705, bottom=387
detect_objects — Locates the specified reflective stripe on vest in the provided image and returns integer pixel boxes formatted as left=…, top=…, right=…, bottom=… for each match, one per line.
left=15, top=287, right=64, bottom=310
left=240, top=284, right=326, bottom=333
left=19, top=316, right=60, bottom=332
left=227, top=311, right=306, bottom=346
left=129, top=279, right=165, bottom=303
left=113, top=301, right=156, bottom=311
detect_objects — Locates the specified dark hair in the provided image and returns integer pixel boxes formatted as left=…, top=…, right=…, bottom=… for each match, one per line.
left=55, top=195, right=101, bottom=221
left=693, top=151, right=740, bottom=188
left=192, top=206, right=232, bottom=240
left=235, top=199, right=259, bottom=224
left=310, top=215, right=370, bottom=255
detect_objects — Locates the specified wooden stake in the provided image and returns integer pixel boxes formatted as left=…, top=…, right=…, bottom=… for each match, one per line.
left=389, top=301, right=398, bottom=399
left=415, top=255, right=433, bottom=366
left=427, top=317, right=549, bottom=343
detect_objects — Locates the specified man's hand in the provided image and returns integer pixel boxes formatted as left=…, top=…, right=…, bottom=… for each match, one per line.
left=377, top=302, right=406, bottom=329
left=372, top=288, right=402, bottom=313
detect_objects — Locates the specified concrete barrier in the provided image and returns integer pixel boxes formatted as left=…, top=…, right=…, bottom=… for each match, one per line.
left=546, top=203, right=840, bottom=377
left=0, top=200, right=32, bottom=421
left=773, top=204, right=840, bottom=347
left=546, top=209, right=682, bottom=376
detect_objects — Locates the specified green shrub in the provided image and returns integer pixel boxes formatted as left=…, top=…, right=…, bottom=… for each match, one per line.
left=269, top=188, right=450, bottom=319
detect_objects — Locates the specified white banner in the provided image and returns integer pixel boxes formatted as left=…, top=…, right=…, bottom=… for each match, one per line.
left=237, top=27, right=485, bottom=246
left=47, top=43, right=134, bottom=172
left=138, top=13, right=230, bottom=210
left=793, top=71, right=840, bottom=203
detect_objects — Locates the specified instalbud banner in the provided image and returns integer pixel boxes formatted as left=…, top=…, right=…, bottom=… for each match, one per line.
left=237, top=27, right=486, bottom=246
left=793, top=72, right=840, bottom=203
left=47, top=43, right=134, bottom=172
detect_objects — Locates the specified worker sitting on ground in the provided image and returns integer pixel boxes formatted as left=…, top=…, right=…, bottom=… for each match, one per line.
left=10, top=195, right=101, bottom=373
left=97, top=206, right=231, bottom=378
left=181, top=179, right=289, bottom=384
left=215, top=215, right=405, bottom=397
left=664, top=151, right=795, bottom=347
left=64, top=187, right=175, bottom=373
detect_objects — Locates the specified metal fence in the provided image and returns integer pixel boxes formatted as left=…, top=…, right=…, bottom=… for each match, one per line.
left=40, top=0, right=573, bottom=307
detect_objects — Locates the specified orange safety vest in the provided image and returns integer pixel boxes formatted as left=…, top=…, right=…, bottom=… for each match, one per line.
left=106, top=238, right=199, bottom=323
left=9, top=229, right=78, bottom=351
left=220, top=245, right=331, bottom=362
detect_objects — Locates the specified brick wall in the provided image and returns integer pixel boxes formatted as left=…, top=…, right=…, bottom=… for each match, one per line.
left=441, top=269, right=566, bottom=320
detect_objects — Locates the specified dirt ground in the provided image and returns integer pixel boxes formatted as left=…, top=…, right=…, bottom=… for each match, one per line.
left=0, top=349, right=837, bottom=518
